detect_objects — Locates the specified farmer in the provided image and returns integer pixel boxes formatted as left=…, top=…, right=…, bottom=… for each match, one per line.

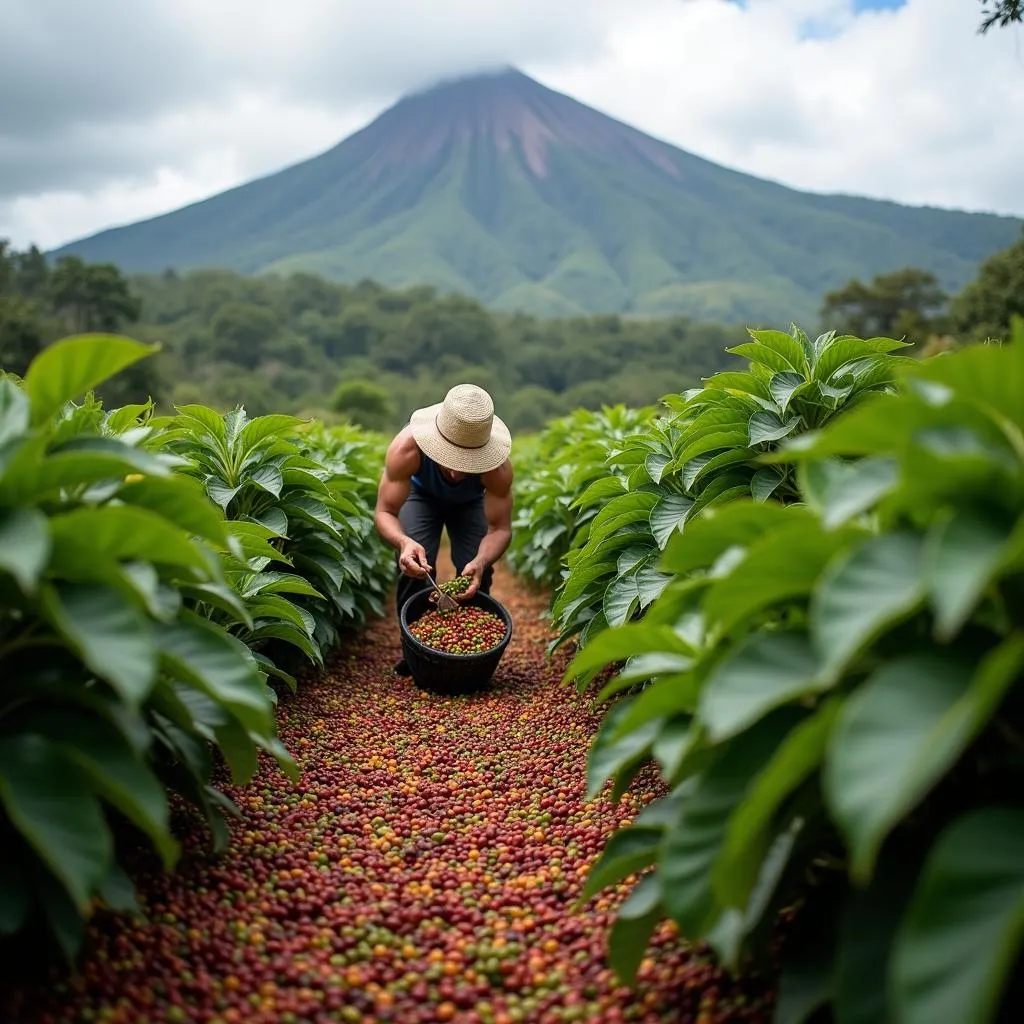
left=374, top=384, right=514, bottom=675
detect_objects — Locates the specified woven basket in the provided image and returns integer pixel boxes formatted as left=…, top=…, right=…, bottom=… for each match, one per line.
left=399, top=589, right=513, bottom=695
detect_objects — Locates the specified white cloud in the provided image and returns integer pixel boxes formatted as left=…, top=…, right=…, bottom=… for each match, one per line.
left=1, top=0, right=1022, bottom=250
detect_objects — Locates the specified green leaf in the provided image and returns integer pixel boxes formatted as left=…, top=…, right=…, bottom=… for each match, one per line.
left=912, top=337, right=1024, bottom=431
left=609, top=875, right=663, bottom=986
left=704, top=521, right=851, bottom=636
left=660, top=709, right=799, bottom=936
left=175, top=404, right=227, bottom=442
left=237, top=413, right=303, bottom=453
left=25, top=335, right=158, bottom=423
left=49, top=505, right=209, bottom=576
left=589, top=492, right=660, bottom=546
left=825, top=640, right=1024, bottom=884
left=923, top=508, right=1013, bottom=641
left=587, top=700, right=662, bottom=799
left=580, top=827, right=662, bottom=903
left=248, top=463, right=284, bottom=497
left=811, top=456, right=900, bottom=530
left=0, top=507, right=50, bottom=594
left=749, top=410, right=801, bottom=446
left=157, top=617, right=274, bottom=735
left=213, top=717, right=260, bottom=786
left=0, top=735, right=111, bottom=912
left=29, top=712, right=178, bottom=868
left=0, top=378, right=30, bottom=446
left=751, top=466, right=785, bottom=502
left=207, top=476, right=241, bottom=510
left=700, top=631, right=826, bottom=742
left=749, top=328, right=811, bottom=374
left=650, top=494, right=695, bottom=549
left=811, top=532, right=925, bottom=679
left=118, top=475, right=228, bottom=545
left=41, top=583, right=157, bottom=706
left=715, top=701, right=838, bottom=909
left=892, top=808, right=1024, bottom=1024
left=769, top=372, right=808, bottom=413
left=565, top=622, right=695, bottom=684
left=98, top=861, right=140, bottom=915
left=660, top=499, right=800, bottom=575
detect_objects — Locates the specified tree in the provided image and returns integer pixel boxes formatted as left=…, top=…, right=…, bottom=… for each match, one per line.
left=0, top=297, right=44, bottom=376
left=950, top=232, right=1024, bottom=340
left=979, top=1, right=1023, bottom=32
left=331, top=378, right=395, bottom=432
left=819, top=268, right=948, bottom=344
left=49, top=257, right=141, bottom=332
left=209, top=301, right=279, bottom=368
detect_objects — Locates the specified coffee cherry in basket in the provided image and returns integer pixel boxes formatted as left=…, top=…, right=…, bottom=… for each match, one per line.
left=409, top=606, right=506, bottom=655
left=439, top=575, right=472, bottom=596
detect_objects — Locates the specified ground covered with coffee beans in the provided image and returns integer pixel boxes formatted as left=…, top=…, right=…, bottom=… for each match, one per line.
left=0, top=566, right=774, bottom=1024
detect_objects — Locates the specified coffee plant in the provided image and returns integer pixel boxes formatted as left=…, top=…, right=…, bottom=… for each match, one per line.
left=147, top=408, right=391, bottom=678
left=0, top=334, right=390, bottom=962
left=567, top=327, right=1024, bottom=1024
left=507, top=405, right=654, bottom=591
left=548, top=327, right=909, bottom=659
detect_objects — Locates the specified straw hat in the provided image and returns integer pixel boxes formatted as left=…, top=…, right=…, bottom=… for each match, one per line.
left=410, top=384, right=512, bottom=475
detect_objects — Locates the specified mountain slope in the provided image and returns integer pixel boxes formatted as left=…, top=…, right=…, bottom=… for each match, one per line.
left=52, top=68, right=1022, bottom=323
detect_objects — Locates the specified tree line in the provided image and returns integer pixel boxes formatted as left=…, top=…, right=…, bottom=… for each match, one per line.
left=2, top=229, right=1022, bottom=434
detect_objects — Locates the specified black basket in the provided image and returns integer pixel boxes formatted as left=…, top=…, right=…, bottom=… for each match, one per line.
left=399, top=589, right=513, bottom=695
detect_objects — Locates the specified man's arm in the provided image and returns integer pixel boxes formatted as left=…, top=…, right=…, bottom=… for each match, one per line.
left=374, top=432, right=431, bottom=578
left=461, top=461, right=514, bottom=598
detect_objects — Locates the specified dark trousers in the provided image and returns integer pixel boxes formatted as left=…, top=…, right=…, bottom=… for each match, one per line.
left=395, top=490, right=493, bottom=616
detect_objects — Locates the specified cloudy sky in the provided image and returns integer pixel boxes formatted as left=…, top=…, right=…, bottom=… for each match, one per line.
left=2, top=0, right=1022, bottom=250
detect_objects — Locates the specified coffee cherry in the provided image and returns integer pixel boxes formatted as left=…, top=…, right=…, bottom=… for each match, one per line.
left=409, top=608, right=506, bottom=656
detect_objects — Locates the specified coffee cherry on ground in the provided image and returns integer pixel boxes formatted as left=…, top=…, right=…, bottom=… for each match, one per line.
left=409, top=607, right=506, bottom=655
left=0, top=563, right=776, bottom=1024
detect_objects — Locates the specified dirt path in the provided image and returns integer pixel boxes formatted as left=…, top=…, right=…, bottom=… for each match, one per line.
left=1, top=566, right=772, bottom=1024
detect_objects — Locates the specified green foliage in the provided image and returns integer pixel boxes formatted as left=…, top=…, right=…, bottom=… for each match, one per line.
left=0, top=335, right=388, bottom=962
left=331, top=377, right=395, bottom=432
left=950, top=230, right=1024, bottom=341
left=536, top=326, right=907, bottom=658
left=979, top=0, right=1023, bottom=32
left=506, top=406, right=653, bottom=590
left=564, top=327, right=1024, bottom=1024
left=819, top=268, right=947, bottom=345
left=149, top=406, right=391, bottom=669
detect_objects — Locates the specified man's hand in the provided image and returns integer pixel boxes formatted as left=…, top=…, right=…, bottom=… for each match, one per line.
left=398, top=540, right=431, bottom=578
left=459, top=559, right=486, bottom=599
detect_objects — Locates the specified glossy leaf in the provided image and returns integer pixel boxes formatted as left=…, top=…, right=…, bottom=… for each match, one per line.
left=0, top=507, right=50, bottom=594
left=811, top=532, right=925, bottom=679
left=825, top=641, right=1024, bottom=883
left=24, top=335, right=157, bottom=423
left=892, top=808, right=1024, bottom=1024
left=0, top=735, right=111, bottom=912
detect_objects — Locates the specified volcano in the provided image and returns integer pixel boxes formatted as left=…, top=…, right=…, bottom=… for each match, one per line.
left=51, top=68, right=1021, bottom=322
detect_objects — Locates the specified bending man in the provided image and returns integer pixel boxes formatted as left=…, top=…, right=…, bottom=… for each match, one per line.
left=374, top=384, right=514, bottom=675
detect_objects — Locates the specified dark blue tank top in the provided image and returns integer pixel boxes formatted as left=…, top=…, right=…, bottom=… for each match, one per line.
left=411, top=451, right=485, bottom=504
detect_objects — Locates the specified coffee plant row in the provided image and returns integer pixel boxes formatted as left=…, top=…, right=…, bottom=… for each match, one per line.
left=0, top=334, right=392, bottom=960
left=514, top=322, right=1024, bottom=1023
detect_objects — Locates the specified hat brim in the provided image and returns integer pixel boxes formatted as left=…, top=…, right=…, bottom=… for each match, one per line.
left=409, top=403, right=512, bottom=475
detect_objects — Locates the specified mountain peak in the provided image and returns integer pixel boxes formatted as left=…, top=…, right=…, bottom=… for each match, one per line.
left=50, top=68, right=1021, bottom=324
left=360, top=65, right=681, bottom=180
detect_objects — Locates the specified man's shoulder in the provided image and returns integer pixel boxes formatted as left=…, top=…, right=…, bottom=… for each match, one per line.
left=386, top=428, right=422, bottom=477
left=481, top=459, right=513, bottom=494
